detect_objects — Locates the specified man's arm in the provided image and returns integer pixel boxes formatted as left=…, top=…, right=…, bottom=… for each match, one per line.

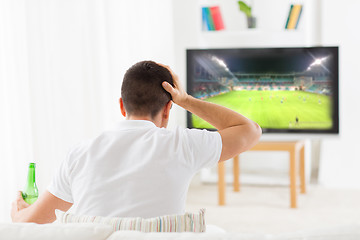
left=11, top=190, right=72, bottom=223
left=161, top=66, right=262, bottom=162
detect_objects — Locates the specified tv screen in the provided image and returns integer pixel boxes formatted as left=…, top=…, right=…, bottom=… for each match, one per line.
left=186, top=47, right=339, bottom=134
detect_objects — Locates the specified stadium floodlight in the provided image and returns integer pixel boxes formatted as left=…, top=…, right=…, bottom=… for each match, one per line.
left=307, top=56, right=331, bottom=72
left=211, top=56, right=229, bottom=71
left=310, top=57, right=327, bottom=67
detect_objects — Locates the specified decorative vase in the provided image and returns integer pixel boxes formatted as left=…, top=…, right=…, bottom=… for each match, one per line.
left=247, top=16, right=256, bottom=28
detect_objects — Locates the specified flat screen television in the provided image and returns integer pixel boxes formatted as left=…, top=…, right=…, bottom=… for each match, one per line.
left=186, top=47, right=339, bottom=134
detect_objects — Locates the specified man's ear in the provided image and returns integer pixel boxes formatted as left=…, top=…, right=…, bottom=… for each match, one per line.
left=119, top=98, right=126, bottom=117
left=163, top=100, right=172, bottom=119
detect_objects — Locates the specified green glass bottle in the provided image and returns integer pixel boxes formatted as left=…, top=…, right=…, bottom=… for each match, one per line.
left=22, top=163, right=39, bottom=204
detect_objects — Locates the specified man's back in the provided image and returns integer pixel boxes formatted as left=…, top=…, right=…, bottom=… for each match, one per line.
left=48, top=120, right=222, bottom=218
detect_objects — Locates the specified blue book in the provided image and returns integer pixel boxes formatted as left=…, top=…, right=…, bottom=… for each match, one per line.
left=202, top=7, right=209, bottom=31
left=202, top=7, right=215, bottom=31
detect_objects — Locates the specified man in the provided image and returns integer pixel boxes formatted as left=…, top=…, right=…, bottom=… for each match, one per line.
left=11, top=61, right=261, bottom=223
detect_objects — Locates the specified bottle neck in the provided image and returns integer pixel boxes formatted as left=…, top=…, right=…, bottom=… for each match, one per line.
left=27, top=164, right=36, bottom=185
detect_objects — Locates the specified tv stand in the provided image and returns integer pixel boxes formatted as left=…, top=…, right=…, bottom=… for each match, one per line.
left=218, top=141, right=306, bottom=208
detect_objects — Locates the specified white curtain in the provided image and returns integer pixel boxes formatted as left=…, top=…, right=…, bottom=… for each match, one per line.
left=0, top=0, right=174, bottom=222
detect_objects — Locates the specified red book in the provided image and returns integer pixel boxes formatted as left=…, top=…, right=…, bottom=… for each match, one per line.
left=210, top=6, right=225, bottom=30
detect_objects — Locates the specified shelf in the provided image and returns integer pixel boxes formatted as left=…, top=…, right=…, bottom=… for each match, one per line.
left=198, top=29, right=312, bottom=48
left=195, top=0, right=320, bottom=48
left=200, top=29, right=305, bottom=35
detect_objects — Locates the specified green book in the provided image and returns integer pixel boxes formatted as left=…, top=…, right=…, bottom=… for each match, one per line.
left=285, top=5, right=293, bottom=29
left=204, top=7, right=215, bottom=31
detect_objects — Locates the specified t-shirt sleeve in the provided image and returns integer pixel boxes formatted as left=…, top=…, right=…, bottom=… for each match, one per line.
left=47, top=150, right=74, bottom=203
left=182, top=128, right=222, bottom=171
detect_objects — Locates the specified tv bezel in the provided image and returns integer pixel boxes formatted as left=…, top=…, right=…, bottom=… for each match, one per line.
left=186, top=46, right=339, bottom=134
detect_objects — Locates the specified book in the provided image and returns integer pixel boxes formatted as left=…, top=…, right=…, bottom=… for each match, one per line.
left=285, top=4, right=303, bottom=29
left=203, top=7, right=215, bottom=31
left=285, top=5, right=293, bottom=29
left=294, top=6, right=303, bottom=29
left=202, top=6, right=225, bottom=31
left=202, top=7, right=209, bottom=31
left=210, top=6, right=225, bottom=30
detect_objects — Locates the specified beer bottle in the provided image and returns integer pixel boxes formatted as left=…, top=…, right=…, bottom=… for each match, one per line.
left=22, top=163, right=39, bottom=204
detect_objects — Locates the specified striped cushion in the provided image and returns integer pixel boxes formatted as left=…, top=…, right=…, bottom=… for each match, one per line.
left=55, top=209, right=206, bottom=233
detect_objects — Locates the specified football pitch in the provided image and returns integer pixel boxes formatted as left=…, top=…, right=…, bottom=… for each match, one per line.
left=191, top=90, right=333, bottom=130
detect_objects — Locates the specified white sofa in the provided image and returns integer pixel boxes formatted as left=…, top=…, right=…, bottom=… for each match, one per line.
left=1, top=222, right=360, bottom=240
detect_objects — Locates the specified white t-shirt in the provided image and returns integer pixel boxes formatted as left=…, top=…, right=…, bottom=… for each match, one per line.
left=48, top=120, right=222, bottom=218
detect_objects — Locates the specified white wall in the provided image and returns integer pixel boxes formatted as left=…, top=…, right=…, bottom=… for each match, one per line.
left=318, top=0, right=360, bottom=189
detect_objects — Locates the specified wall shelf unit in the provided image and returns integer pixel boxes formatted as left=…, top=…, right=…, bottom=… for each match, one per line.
left=197, top=0, right=321, bottom=48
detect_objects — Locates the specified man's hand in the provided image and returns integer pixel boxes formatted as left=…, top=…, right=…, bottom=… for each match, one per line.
left=11, top=191, right=30, bottom=222
left=160, top=65, right=189, bottom=107
left=10, top=190, right=73, bottom=223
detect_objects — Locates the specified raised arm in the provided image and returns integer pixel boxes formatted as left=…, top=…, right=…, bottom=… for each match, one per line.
left=161, top=65, right=262, bottom=162
left=11, top=190, right=72, bottom=223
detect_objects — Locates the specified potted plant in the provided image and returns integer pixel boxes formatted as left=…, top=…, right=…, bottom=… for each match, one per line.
left=238, top=1, right=256, bottom=28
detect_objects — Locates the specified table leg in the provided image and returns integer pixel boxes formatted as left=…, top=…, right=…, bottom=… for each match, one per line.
left=289, top=149, right=297, bottom=208
left=218, top=161, right=226, bottom=206
left=299, top=145, right=306, bottom=194
left=233, top=155, right=240, bottom=192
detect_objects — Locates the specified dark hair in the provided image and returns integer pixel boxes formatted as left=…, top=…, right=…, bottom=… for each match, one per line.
left=121, top=61, right=174, bottom=118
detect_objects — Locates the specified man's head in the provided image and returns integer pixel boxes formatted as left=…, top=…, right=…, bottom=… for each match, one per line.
left=120, top=61, right=174, bottom=124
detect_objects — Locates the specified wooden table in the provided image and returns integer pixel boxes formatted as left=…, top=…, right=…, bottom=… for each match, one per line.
left=218, top=141, right=306, bottom=208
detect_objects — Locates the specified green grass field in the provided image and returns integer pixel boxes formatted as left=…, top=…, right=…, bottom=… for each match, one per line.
left=192, top=90, right=332, bottom=129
